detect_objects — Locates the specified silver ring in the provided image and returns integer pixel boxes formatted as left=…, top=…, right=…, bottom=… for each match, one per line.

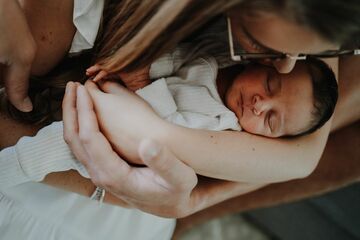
left=90, top=186, right=105, bottom=204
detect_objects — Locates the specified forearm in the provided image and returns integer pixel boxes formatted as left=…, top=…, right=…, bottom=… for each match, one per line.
left=153, top=60, right=339, bottom=183
left=155, top=119, right=331, bottom=183
left=95, top=83, right=331, bottom=183
left=175, top=121, right=360, bottom=236
left=190, top=177, right=266, bottom=213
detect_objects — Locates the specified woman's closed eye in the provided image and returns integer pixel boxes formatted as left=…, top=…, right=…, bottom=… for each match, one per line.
left=249, top=38, right=264, bottom=52
left=246, top=32, right=267, bottom=52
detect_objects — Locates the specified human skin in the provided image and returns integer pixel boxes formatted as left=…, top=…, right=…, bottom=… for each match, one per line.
left=69, top=75, right=315, bottom=183
left=221, top=63, right=314, bottom=137
left=0, top=0, right=35, bottom=112
left=0, top=61, right=358, bottom=217
left=18, top=0, right=76, bottom=76
left=0, top=56, right=358, bottom=218
left=173, top=120, right=360, bottom=238
left=2, top=0, right=358, bottom=218
left=228, top=10, right=336, bottom=73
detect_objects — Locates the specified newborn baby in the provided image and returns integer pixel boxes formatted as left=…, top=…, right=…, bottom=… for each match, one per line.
left=122, top=47, right=337, bottom=138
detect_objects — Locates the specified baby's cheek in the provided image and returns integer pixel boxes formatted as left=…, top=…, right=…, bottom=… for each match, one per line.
left=240, top=117, right=263, bottom=135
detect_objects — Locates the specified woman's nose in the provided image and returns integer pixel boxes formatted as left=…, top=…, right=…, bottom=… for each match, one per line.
left=252, top=94, right=271, bottom=116
left=272, top=55, right=298, bottom=73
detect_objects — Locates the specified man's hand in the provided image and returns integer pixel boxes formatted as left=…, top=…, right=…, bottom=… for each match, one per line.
left=0, top=0, right=35, bottom=112
left=62, top=82, right=199, bottom=217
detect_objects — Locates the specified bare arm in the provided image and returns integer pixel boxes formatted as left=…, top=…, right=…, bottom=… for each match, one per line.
left=84, top=57, right=339, bottom=183
left=87, top=79, right=330, bottom=183
left=0, top=82, right=264, bottom=217
left=164, top=57, right=337, bottom=182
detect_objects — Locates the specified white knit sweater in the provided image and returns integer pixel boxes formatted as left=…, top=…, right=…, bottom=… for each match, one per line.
left=0, top=46, right=240, bottom=189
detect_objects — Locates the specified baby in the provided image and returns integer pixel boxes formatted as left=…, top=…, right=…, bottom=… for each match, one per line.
left=110, top=46, right=338, bottom=138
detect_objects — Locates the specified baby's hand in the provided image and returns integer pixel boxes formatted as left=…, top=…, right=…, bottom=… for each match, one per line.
left=86, top=64, right=112, bottom=82
left=86, top=64, right=151, bottom=92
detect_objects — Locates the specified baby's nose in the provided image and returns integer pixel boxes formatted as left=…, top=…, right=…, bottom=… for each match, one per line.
left=252, top=95, right=270, bottom=116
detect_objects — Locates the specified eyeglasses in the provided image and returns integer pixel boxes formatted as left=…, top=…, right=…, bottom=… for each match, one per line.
left=227, top=17, right=360, bottom=62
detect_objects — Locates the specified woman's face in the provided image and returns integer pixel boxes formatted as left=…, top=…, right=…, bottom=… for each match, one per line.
left=225, top=63, right=314, bottom=138
left=228, top=11, right=336, bottom=73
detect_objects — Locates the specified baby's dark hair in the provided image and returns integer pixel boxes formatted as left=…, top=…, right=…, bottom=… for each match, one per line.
left=289, top=57, right=338, bottom=137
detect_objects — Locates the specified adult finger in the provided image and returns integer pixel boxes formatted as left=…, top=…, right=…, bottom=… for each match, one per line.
left=84, top=80, right=104, bottom=95
left=3, top=62, right=33, bottom=112
left=76, top=85, right=100, bottom=132
left=62, top=81, right=78, bottom=137
left=62, top=82, right=89, bottom=165
left=138, top=139, right=198, bottom=191
left=76, top=85, right=132, bottom=188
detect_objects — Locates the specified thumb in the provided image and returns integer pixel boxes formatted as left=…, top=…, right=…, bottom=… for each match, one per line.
left=139, top=139, right=197, bottom=191
left=84, top=80, right=117, bottom=114
left=84, top=80, right=107, bottom=98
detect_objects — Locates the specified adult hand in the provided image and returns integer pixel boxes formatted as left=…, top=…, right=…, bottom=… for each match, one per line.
left=84, top=80, right=164, bottom=164
left=62, top=81, right=199, bottom=217
left=0, top=0, right=35, bottom=112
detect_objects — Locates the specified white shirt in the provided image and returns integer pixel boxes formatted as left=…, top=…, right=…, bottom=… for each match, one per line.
left=0, top=1, right=175, bottom=239
left=140, top=46, right=241, bottom=131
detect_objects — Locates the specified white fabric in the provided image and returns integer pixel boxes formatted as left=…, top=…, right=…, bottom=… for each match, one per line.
left=139, top=50, right=241, bottom=131
left=0, top=3, right=175, bottom=239
left=0, top=6, right=241, bottom=238
left=69, top=0, right=104, bottom=53
left=0, top=122, right=87, bottom=190
left=0, top=50, right=241, bottom=239
left=0, top=122, right=176, bottom=240
left=0, top=184, right=175, bottom=240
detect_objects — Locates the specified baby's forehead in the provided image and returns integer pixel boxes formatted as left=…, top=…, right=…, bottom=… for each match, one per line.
left=278, top=63, right=313, bottom=84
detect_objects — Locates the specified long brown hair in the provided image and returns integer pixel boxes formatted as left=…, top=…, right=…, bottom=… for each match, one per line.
left=95, top=0, right=241, bottom=72
left=1, top=0, right=359, bottom=124
left=1, top=0, right=242, bottom=124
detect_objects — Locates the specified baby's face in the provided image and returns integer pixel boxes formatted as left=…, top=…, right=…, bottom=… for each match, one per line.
left=225, top=64, right=314, bottom=138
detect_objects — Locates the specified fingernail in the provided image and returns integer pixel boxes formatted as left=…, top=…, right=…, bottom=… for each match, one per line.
left=20, top=97, right=33, bottom=112
left=65, top=81, right=73, bottom=92
left=140, top=139, right=160, bottom=161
